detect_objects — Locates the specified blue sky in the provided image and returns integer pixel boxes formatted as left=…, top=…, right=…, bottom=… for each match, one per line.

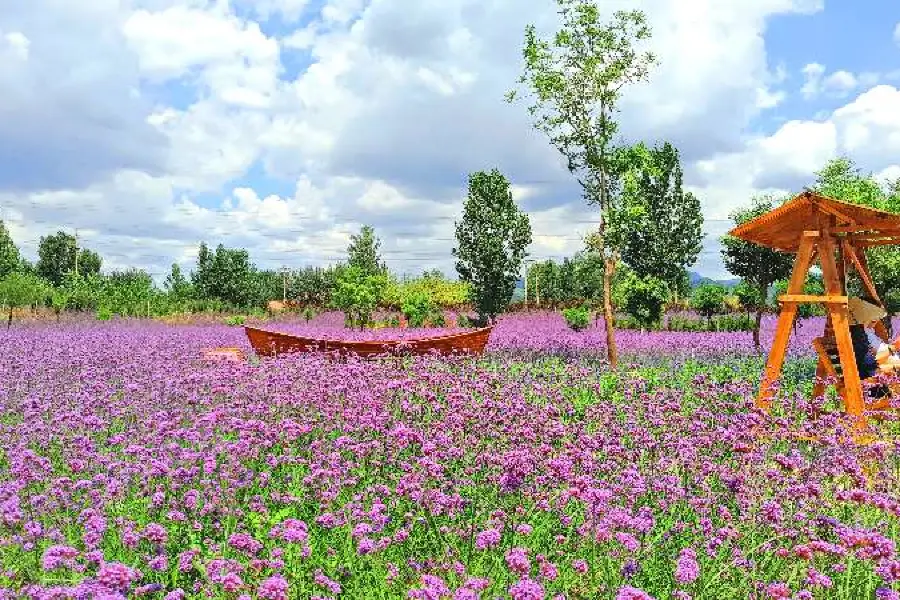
left=1, top=0, right=899, bottom=280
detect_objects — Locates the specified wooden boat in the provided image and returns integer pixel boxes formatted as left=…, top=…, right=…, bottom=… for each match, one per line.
left=244, top=325, right=493, bottom=358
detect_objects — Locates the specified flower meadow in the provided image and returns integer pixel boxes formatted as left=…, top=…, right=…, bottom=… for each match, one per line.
left=2, top=313, right=900, bottom=600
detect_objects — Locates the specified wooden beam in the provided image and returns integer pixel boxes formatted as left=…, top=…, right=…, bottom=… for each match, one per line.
left=819, top=231, right=867, bottom=430
left=757, top=235, right=816, bottom=411
left=778, top=294, right=847, bottom=304
left=845, top=242, right=890, bottom=343
left=856, top=238, right=900, bottom=248
left=832, top=225, right=900, bottom=234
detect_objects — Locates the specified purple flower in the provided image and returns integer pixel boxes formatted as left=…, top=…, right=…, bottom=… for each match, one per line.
left=674, top=548, right=699, bottom=585
left=258, top=575, right=289, bottom=600
left=616, top=587, right=654, bottom=600
left=509, top=578, right=545, bottom=600
left=475, top=528, right=501, bottom=550
left=505, top=547, right=531, bottom=577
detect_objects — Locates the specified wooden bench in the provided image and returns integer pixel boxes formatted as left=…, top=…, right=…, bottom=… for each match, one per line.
left=812, top=335, right=895, bottom=411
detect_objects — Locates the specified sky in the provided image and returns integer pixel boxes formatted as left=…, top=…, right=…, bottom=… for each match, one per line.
left=1, top=0, right=899, bottom=281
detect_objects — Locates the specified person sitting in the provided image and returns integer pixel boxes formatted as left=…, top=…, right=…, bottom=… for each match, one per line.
left=848, top=297, right=899, bottom=397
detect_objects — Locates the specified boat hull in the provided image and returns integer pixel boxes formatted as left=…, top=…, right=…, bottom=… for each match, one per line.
left=244, top=326, right=493, bottom=358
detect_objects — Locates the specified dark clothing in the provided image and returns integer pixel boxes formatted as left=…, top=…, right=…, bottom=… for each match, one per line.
left=850, top=324, right=879, bottom=379
left=849, top=324, right=890, bottom=399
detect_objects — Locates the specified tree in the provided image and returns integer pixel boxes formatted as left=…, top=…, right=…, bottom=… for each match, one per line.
left=347, top=225, right=387, bottom=277
left=618, top=271, right=669, bottom=330
left=0, top=221, right=22, bottom=278
left=164, top=263, right=192, bottom=301
left=509, top=2, right=658, bottom=368
left=811, top=157, right=900, bottom=314
left=0, top=272, right=48, bottom=329
left=191, top=243, right=256, bottom=307
left=331, top=265, right=387, bottom=330
left=720, top=196, right=795, bottom=349
left=690, top=283, right=726, bottom=325
left=36, top=232, right=102, bottom=286
left=608, top=142, right=704, bottom=291
left=453, top=169, right=532, bottom=324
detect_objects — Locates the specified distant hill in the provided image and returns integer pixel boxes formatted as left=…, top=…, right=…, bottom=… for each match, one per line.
left=688, top=271, right=740, bottom=289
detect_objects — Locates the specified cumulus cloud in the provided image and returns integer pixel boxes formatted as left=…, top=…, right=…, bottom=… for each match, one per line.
left=0, top=2, right=167, bottom=193
left=4, top=0, right=898, bottom=281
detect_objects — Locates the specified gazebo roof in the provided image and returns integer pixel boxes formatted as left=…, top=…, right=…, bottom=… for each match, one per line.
left=728, top=190, right=900, bottom=253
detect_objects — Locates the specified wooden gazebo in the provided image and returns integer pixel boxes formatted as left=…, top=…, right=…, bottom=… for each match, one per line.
left=729, top=190, right=900, bottom=428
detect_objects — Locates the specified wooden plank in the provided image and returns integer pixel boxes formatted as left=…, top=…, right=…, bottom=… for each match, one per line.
left=847, top=243, right=891, bottom=342
left=778, top=294, right=847, bottom=304
left=757, top=235, right=816, bottom=410
left=818, top=231, right=867, bottom=429
left=832, top=225, right=900, bottom=234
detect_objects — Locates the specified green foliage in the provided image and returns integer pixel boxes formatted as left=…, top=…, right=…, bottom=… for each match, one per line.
left=96, top=307, right=113, bottom=321
left=617, top=271, right=670, bottom=329
left=382, top=274, right=470, bottom=310
left=49, top=288, right=69, bottom=321
left=347, top=225, right=387, bottom=277
left=607, top=142, right=704, bottom=290
left=191, top=243, right=257, bottom=308
left=456, top=314, right=472, bottom=328
left=526, top=254, right=604, bottom=307
left=288, top=266, right=342, bottom=307
left=690, top=283, right=727, bottom=320
left=61, top=272, right=103, bottom=312
left=102, top=269, right=156, bottom=317
left=453, top=169, right=532, bottom=323
left=733, top=280, right=764, bottom=311
left=164, top=263, right=192, bottom=301
left=224, top=315, right=246, bottom=326
left=772, top=275, right=826, bottom=318
left=331, top=265, right=387, bottom=330
left=720, top=196, right=795, bottom=297
left=0, top=272, right=49, bottom=328
left=562, top=306, right=591, bottom=331
left=509, top=2, right=657, bottom=212
left=0, top=221, right=22, bottom=278
left=301, top=306, right=316, bottom=322
left=400, top=288, right=437, bottom=328
left=812, top=157, right=900, bottom=314
left=37, top=231, right=102, bottom=286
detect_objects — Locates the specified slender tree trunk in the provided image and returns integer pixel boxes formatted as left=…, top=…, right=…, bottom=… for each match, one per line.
left=598, top=97, right=618, bottom=370
left=751, top=282, right=765, bottom=351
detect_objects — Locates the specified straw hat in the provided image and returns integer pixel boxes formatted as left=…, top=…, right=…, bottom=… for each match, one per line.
left=848, top=297, right=887, bottom=325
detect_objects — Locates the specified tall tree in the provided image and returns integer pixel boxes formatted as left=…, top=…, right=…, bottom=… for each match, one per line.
left=0, top=221, right=22, bottom=278
left=191, top=243, right=256, bottom=307
left=347, top=225, right=387, bottom=277
left=811, top=157, right=900, bottom=314
left=453, top=169, right=532, bottom=324
left=608, top=141, right=704, bottom=291
left=164, top=263, right=192, bottom=301
left=36, top=231, right=102, bottom=286
left=0, top=272, right=48, bottom=329
left=720, top=196, right=794, bottom=349
left=508, top=2, right=658, bottom=368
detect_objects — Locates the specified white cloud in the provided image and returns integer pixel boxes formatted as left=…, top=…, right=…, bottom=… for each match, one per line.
left=2, top=31, right=30, bottom=60
left=800, top=63, right=881, bottom=99
left=894, top=22, right=900, bottom=44
left=10, top=0, right=900, bottom=282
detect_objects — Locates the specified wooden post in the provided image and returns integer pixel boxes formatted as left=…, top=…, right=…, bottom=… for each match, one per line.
left=757, top=232, right=817, bottom=410
left=843, top=241, right=890, bottom=342
left=819, top=230, right=866, bottom=429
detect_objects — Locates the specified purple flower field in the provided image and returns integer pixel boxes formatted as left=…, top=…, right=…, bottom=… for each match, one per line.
left=1, top=312, right=900, bottom=599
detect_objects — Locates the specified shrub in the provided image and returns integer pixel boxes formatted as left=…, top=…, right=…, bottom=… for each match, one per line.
left=301, top=306, right=316, bottom=322
left=562, top=306, right=591, bottom=331
left=619, top=273, right=670, bottom=330
left=429, top=311, right=446, bottom=328
left=96, top=307, right=113, bottom=321
left=224, top=315, right=246, bottom=326
left=401, top=289, right=435, bottom=328
left=457, top=314, right=472, bottom=328
left=690, top=283, right=727, bottom=322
